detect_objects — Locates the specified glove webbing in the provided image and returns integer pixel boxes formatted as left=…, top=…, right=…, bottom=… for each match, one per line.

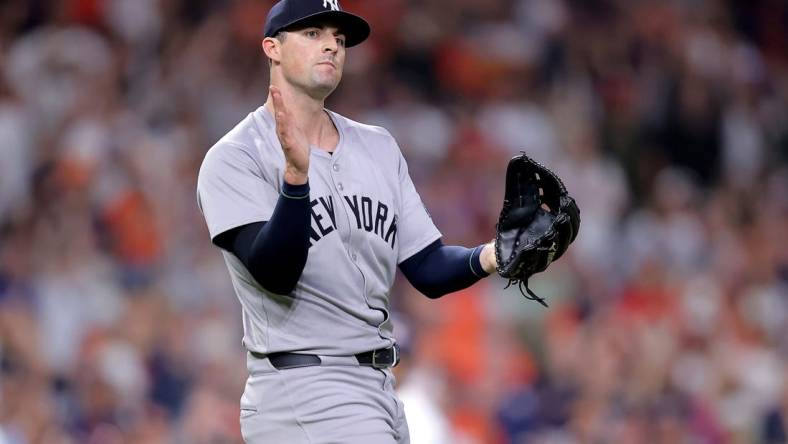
left=504, top=278, right=548, bottom=307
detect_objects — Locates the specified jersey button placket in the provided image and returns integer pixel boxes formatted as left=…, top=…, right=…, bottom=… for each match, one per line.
left=333, top=163, right=343, bottom=191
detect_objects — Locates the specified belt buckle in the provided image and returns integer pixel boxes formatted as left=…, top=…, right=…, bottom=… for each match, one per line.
left=371, top=344, right=399, bottom=369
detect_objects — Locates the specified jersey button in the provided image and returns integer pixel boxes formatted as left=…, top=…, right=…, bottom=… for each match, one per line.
left=332, top=164, right=340, bottom=172
left=350, top=252, right=357, bottom=262
left=337, top=182, right=344, bottom=191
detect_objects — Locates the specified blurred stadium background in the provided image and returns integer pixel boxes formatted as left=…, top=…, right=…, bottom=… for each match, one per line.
left=1, top=0, right=787, bottom=443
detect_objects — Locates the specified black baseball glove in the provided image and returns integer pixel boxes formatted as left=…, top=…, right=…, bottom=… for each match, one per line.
left=495, top=153, right=580, bottom=307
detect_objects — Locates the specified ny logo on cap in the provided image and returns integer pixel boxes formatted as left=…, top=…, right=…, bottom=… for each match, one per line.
left=323, top=0, right=340, bottom=11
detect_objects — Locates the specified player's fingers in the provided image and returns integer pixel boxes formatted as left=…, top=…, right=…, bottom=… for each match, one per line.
left=270, top=86, right=289, bottom=125
left=270, top=87, right=293, bottom=143
left=270, top=85, right=282, bottom=110
left=271, top=86, right=290, bottom=116
left=269, top=86, right=307, bottom=165
left=278, top=127, right=293, bottom=151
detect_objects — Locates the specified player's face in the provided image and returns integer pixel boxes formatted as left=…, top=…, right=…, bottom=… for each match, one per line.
left=279, top=24, right=346, bottom=98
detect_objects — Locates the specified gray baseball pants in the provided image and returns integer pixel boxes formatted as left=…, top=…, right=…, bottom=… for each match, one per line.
left=240, top=354, right=410, bottom=443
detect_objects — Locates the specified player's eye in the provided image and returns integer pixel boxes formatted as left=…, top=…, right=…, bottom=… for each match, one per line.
left=305, top=30, right=319, bottom=38
left=335, top=36, right=346, bottom=47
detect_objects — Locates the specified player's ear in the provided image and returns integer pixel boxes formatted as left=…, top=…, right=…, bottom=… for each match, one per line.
left=262, top=37, right=282, bottom=63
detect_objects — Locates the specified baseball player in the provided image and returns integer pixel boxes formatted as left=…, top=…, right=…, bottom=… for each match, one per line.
left=196, top=1, right=499, bottom=442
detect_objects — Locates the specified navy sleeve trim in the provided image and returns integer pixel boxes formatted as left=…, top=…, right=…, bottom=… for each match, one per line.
left=281, top=181, right=310, bottom=199
left=469, top=245, right=489, bottom=278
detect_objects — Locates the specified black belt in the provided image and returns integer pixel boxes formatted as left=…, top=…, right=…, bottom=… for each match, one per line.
left=250, top=344, right=400, bottom=370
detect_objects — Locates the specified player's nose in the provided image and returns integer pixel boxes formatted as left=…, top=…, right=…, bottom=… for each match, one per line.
left=321, top=34, right=338, bottom=53
left=322, top=40, right=338, bottom=53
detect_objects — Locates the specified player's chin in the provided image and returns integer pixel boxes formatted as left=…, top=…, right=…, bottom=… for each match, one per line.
left=315, top=62, right=342, bottom=76
left=311, top=75, right=341, bottom=95
left=314, top=68, right=342, bottom=84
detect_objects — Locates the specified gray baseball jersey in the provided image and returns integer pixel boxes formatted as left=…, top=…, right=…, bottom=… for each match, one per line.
left=196, top=105, right=441, bottom=356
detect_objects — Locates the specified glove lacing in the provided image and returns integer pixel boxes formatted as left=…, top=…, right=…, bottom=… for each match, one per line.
left=504, top=278, right=549, bottom=307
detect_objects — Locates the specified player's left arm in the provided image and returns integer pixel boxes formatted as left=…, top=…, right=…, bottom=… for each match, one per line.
left=389, top=134, right=498, bottom=298
left=399, top=239, right=496, bottom=298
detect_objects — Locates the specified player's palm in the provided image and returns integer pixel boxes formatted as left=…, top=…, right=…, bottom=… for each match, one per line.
left=270, top=86, right=310, bottom=180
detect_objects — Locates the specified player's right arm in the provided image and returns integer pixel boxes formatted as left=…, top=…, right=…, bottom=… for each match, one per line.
left=197, top=139, right=311, bottom=294
left=213, top=180, right=310, bottom=295
left=197, top=88, right=313, bottom=295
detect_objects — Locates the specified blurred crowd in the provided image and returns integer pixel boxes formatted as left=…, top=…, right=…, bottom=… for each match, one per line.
left=1, top=0, right=787, bottom=443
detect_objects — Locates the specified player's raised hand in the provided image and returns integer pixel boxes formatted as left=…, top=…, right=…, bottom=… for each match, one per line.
left=270, top=85, right=310, bottom=185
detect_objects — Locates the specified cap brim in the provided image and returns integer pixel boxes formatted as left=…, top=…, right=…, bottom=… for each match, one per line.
left=279, top=10, right=371, bottom=47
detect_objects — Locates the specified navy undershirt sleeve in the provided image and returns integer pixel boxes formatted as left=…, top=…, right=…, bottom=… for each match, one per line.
left=213, top=181, right=311, bottom=295
left=399, top=239, right=490, bottom=299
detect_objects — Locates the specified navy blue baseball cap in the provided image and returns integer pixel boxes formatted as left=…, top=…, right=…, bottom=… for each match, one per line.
left=264, top=0, right=371, bottom=48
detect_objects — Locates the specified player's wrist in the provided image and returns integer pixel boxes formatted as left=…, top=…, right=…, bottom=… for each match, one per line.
left=283, top=167, right=308, bottom=185
left=480, top=242, right=497, bottom=274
